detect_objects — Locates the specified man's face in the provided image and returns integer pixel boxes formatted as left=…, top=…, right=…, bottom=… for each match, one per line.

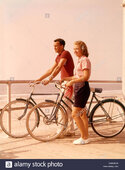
left=54, top=41, right=63, bottom=54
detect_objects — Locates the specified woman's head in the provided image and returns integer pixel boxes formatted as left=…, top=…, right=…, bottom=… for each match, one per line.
left=74, top=41, right=89, bottom=57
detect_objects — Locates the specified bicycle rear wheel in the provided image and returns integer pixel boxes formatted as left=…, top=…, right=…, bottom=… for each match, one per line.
left=26, top=101, right=68, bottom=142
left=0, top=99, right=38, bottom=138
left=90, top=99, right=125, bottom=138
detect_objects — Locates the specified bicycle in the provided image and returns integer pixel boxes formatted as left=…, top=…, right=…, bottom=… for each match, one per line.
left=26, top=83, right=125, bottom=142
left=0, top=82, right=60, bottom=138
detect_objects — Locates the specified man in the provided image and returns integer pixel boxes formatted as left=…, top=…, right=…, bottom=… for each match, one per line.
left=34, top=38, right=75, bottom=135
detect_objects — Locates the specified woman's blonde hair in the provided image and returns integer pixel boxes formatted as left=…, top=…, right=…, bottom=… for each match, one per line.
left=74, top=41, right=89, bottom=57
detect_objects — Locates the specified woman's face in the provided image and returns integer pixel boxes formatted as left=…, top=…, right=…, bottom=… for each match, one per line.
left=73, top=44, right=83, bottom=57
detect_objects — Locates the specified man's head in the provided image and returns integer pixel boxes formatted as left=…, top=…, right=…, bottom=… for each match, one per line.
left=54, top=38, right=65, bottom=54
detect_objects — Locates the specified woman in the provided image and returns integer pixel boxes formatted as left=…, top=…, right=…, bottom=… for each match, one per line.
left=62, top=41, right=91, bottom=144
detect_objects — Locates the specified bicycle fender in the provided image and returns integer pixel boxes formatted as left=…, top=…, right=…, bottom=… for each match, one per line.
left=16, top=98, right=40, bottom=123
left=16, top=98, right=35, bottom=106
left=45, top=99, right=56, bottom=104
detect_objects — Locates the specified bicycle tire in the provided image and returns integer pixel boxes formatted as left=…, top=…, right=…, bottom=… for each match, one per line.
left=90, top=99, right=125, bottom=138
left=26, top=101, right=68, bottom=142
left=0, top=99, right=38, bottom=138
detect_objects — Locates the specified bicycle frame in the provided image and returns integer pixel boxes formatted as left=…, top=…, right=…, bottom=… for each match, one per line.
left=17, top=91, right=60, bottom=120
left=2, top=82, right=124, bottom=139
left=55, top=87, right=111, bottom=121
left=19, top=83, right=109, bottom=125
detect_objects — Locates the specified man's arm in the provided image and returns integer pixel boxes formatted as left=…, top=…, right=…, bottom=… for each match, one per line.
left=34, top=62, right=58, bottom=83
left=49, top=58, right=67, bottom=80
left=42, top=58, right=67, bottom=85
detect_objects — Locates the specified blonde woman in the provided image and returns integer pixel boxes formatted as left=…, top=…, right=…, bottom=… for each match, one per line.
left=62, top=41, right=91, bottom=144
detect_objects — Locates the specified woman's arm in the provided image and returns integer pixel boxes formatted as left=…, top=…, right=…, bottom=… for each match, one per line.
left=61, top=76, right=77, bottom=82
left=66, top=69, right=90, bottom=87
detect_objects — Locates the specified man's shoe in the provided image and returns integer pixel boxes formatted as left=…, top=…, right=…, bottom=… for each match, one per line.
left=56, top=129, right=62, bottom=134
left=73, top=138, right=89, bottom=145
left=64, top=131, right=75, bottom=136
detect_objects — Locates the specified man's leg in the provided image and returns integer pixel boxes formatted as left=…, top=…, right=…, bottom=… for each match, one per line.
left=62, top=97, right=75, bottom=134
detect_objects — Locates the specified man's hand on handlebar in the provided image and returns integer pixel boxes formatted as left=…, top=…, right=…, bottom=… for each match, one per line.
left=42, top=79, right=50, bottom=85
left=29, top=80, right=41, bottom=87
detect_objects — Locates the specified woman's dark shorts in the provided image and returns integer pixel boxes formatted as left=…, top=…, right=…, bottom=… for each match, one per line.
left=74, top=81, right=90, bottom=108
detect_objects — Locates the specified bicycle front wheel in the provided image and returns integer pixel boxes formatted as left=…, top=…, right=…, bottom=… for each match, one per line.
left=0, top=99, right=38, bottom=138
left=26, top=101, right=68, bottom=142
left=90, top=99, right=125, bottom=138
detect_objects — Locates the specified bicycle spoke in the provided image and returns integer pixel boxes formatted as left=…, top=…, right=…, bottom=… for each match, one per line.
left=26, top=101, right=68, bottom=141
left=90, top=99, right=125, bottom=138
left=0, top=99, right=37, bottom=138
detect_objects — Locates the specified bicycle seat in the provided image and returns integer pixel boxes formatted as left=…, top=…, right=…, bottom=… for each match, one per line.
left=91, top=87, right=103, bottom=93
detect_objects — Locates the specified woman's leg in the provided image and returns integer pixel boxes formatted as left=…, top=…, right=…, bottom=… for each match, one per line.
left=72, top=107, right=88, bottom=139
left=80, top=109, right=88, bottom=139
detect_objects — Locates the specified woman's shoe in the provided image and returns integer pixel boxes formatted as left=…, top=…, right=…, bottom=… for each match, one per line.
left=73, top=137, right=89, bottom=145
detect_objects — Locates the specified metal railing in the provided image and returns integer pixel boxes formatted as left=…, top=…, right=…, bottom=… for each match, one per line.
left=0, top=79, right=122, bottom=111
left=0, top=80, right=122, bottom=133
left=0, top=80, right=32, bottom=111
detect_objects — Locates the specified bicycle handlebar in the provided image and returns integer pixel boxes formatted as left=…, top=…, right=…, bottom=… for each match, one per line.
left=29, top=81, right=43, bottom=93
left=29, top=81, right=67, bottom=94
left=29, top=81, right=68, bottom=93
left=29, top=81, right=103, bottom=95
left=55, top=82, right=66, bottom=93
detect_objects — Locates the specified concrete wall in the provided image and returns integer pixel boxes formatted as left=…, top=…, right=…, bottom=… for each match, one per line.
left=0, top=0, right=123, bottom=81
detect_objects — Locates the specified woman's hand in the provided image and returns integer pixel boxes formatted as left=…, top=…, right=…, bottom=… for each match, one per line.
left=66, top=80, right=74, bottom=87
left=60, top=79, right=64, bottom=84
